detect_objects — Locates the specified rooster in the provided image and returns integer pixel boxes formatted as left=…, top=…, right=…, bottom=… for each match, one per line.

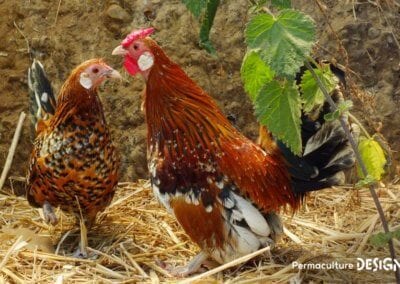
left=26, top=59, right=121, bottom=257
left=112, top=28, right=355, bottom=276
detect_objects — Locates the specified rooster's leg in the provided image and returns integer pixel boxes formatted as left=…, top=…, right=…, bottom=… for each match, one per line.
left=169, top=251, right=209, bottom=277
left=42, top=201, right=58, bottom=225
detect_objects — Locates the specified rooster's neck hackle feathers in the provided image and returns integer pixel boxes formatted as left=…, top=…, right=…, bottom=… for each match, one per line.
left=143, top=39, right=299, bottom=213
left=144, top=39, right=236, bottom=150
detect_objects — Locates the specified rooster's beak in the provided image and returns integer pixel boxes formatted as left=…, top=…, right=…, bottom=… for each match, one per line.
left=112, top=45, right=128, bottom=56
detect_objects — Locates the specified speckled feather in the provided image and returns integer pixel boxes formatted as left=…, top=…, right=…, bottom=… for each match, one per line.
left=27, top=59, right=119, bottom=225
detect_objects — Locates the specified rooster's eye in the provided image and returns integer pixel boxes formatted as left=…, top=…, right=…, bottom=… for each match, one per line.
left=92, top=67, right=99, bottom=74
left=133, top=44, right=139, bottom=50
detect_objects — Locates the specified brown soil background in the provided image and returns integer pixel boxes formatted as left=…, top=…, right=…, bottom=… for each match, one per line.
left=0, top=0, right=399, bottom=187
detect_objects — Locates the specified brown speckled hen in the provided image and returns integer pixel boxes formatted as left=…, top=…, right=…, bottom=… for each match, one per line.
left=26, top=59, right=121, bottom=257
left=113, top=28, right=355, bottom=276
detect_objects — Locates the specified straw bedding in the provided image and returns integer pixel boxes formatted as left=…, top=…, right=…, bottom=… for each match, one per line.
left=0, top=180, right=398, bottom=283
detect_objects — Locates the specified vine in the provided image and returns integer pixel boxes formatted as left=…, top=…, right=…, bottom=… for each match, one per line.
left=183, top=1, right=398, bottom=282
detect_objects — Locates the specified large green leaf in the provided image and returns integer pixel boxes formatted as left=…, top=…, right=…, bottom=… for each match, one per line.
left=255, top=80, right=302, bottom=154
left=241, top=51, right=275, bottom=102
left=181, top=0, right=207, bottom=18
left=245, top=10, right=315, bottom=78
left=357, top=137, right=387, bottom=181
left=300, top=65, right=338, bottom=114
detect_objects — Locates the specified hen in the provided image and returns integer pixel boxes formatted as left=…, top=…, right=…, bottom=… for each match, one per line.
left=112, top=28, right=355, bottom=275
left=26, top=59, right=121, bottom=257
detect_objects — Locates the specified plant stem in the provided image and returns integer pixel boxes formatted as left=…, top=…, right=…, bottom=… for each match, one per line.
left=304, top=60, right=400, bottom=284
left=348, top=113, right=372, bottom=139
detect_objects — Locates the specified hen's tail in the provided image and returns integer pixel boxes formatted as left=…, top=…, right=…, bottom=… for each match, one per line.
left=28, top=59, right=56, bottom=134
left=259, top=63, right=357, bottom=198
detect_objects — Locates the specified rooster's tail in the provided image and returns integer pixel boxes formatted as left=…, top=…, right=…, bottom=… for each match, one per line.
left=282, top=92, right=357, bottom=198
left=28, top=59, right=56, bottom=136
left=259, top=64, right=357, bottom=198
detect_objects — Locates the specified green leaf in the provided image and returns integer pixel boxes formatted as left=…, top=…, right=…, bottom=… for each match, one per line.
left=245, top=10, right=315, bottom=78
left=181, top=0, right=207, bottom=18
left=370, top=232, right=393, bottom=247
left=355, top=174, right=376, bottom=188
left=323, top=100, right=352, bottom=122
left=370, top=229, right=400, bottom=247
left=181, top=0, right=219, bottom=54
left=323, top=110, right=340, bottom=122
left=241, top=51, right=275, bottom=102
left=337, top=100, right=353, bottom=113
left=300, top=65, right=338, bottom=114
left=357, top=137, right=387, bottom=181
left=199, top=0, right=220, bottom=54
left=393, top=228, right=400, bottom=239
left=255, top=80, right=302, bottom=154
left=270, top=0, right=292, bottom=9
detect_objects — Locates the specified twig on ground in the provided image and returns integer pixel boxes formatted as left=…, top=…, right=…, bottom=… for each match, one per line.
left=54, top=0, right=63, bottom=26
left=0, top=112, right=26, bottom=194
left=180, top=246, right=271, bottom=283
left=13, top=22, right=30, bottom=59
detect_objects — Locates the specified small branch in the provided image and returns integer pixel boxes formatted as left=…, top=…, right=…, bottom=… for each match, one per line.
left=304, top=60, right=400, bottom=284
left=54, top=0, right=63, bottom=26
left=348, top=113, right=371, bottom=139
left=0, top=112, right=26, bottom=194
left=13, top=22, right=31, bottom=60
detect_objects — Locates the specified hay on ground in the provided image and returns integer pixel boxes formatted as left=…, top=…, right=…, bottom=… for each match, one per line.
left=0, top=180, right=399, bottom=283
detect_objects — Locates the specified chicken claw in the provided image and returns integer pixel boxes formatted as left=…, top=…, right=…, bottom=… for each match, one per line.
left=43, top=201, right=58, bottom=225
left=72, top=245, right=88, bottom=259
left=158, top=251, right=209, bottom=277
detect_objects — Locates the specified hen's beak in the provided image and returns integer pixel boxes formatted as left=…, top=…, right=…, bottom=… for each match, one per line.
left=103, top=68, right=122, bottom=80
left=112, top=45, right=128, bottom=56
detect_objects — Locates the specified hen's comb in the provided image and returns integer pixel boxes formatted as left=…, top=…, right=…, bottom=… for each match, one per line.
left=122, top=27, right=155, bottom=48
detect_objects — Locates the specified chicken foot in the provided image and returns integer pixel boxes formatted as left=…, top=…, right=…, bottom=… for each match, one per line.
left=159, top=251, right=209, bottom=277
left=42, top=200, right=58, bottom=225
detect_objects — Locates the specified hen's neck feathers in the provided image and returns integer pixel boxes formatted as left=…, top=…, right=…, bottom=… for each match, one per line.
left=144, top=42, right=237, bottom=150
left=50, top=72, right=105, bottom=128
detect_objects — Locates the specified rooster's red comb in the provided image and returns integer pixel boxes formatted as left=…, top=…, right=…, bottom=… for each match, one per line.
left=122, top=27, right=155, bottom=48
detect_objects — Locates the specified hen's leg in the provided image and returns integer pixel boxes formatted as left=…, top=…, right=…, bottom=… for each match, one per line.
left=42, top=201, right=58, bottom=225
left=167, top=251, right=209, bottom=277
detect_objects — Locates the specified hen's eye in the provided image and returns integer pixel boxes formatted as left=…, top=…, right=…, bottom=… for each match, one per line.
left=92, top=67, right=99, bottom=74
left=133, top=44, right=139, bottom=50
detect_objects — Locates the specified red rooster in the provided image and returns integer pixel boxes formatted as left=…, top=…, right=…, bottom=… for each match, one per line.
left=26, top=59, right=121, bottom=257
left=112, top=28, right=355, bottom=275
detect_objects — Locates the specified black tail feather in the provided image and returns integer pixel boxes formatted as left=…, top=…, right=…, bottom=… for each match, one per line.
left=28, top=59, right=56, bottom=132
left=280, top=63, right=356, bottom=197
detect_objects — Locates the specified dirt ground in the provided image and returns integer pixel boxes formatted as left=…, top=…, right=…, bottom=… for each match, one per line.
left=0, top=0, right=399, bottom=187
